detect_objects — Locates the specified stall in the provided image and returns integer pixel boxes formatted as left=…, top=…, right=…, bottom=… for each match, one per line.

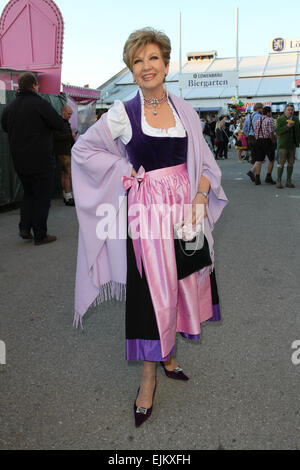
left=0, top=0, right=99, bottom=207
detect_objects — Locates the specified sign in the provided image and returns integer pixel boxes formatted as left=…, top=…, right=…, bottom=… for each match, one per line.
left=0, top=340, right=5, bottom=365
left=179, top=71, right=238, bottom=89
left=244, top=101, right=271, bottom=108
left=270, top=37, right=300, bottom=53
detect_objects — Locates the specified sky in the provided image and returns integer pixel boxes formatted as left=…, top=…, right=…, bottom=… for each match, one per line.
left=1, top=0, right=300, bottom=89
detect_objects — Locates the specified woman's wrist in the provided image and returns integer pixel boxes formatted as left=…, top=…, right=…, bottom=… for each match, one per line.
left=194, top=193, right=208, bottom=204
left=197, top=176, right=210, bottom=200
left=197, top=190, right=208, bottom=199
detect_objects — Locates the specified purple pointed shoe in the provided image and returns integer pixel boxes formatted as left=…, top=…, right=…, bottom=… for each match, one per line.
left=160, top=362, right=189, bottom=381
left=134, top=385, right=156, bottom=428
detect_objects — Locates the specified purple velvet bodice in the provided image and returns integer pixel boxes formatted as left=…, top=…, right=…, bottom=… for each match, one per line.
left=124, top=92, right=187, bottom=172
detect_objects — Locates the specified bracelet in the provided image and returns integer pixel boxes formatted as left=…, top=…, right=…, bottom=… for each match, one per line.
left=197, top=191, right=208, bottom=199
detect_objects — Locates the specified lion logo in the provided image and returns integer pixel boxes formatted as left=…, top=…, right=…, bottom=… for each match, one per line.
left=272, top=38, right=285, bottom=52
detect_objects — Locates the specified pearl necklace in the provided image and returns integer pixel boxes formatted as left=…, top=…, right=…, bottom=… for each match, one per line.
left=144, top=93, right=167, bottom=116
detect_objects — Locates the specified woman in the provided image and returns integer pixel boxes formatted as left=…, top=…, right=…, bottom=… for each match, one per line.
left=215, top=117, right=228, bottom=159
left=72, top=28, right=227, bottom=427
left=203, top=119, right=214, bottom=151
left=233, top=118, right=248, bottom=162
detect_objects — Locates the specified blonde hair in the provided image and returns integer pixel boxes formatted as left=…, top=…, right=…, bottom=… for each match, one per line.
left=254, top=102, right=263, bottom=111
left=215, top=116, right=225, bottom=130
left=123, top=27, right=171, bottom=71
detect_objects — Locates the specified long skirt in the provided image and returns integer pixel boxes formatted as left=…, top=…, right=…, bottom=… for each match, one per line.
left=124, top=163, right=221, bottom=361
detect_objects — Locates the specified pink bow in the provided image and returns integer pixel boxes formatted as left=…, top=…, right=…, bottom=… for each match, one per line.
left=122, top=166, right=146, bottom=191
left=121, top=166, right=146, bottom=278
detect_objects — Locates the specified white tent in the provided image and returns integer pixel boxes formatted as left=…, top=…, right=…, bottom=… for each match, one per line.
left=97, top=51, right=300, bottom=114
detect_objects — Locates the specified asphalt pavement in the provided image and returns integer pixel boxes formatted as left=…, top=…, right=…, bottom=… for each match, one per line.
left=1, top=151, right=300, bottom=450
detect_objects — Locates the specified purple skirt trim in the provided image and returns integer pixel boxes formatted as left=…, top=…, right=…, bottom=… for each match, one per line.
left=126, top=339, right=175, bottom=362
left=126, top=304, right=221, bottom=360
left=208, top=304, right=221, bottom=322
left=180, top=333, right=201, bottom=340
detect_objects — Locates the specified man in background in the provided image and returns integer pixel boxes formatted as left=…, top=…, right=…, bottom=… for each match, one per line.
left=243, top=103, right=264, bottom=181
left=1, top=72, right=64, bottom=245
left=252, top=106, right=276, bottom=185
left=53, top=105, right=76, bottom=206
left=275, top=104, right=300, bottom=188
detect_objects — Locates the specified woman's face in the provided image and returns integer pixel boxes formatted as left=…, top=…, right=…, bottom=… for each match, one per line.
left=132, top=43, right=169, bottom=96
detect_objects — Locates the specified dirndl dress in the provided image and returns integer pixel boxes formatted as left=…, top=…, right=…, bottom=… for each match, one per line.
left=123, top=93, right=221, bottom=362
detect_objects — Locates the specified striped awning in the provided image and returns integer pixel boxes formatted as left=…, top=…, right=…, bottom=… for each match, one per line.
left=271, top=103, right=300, bottom=112
left=271, top=104, right=286, bottom=112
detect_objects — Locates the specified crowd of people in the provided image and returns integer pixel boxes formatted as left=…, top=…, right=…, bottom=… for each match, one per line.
left=201, top=102, right=300, bottom=188
left=202, top=115, right=231, bottom=159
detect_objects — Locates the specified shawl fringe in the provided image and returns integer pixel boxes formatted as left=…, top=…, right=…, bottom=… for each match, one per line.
left=92, top=281, right=127, bottom=306
left=73, top=281, right=126, bottom=329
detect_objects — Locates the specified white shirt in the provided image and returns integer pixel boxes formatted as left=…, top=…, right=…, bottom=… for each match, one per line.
left=234, top=123, right=241, bottom=133
left=107, top=89, right=186, bottom=145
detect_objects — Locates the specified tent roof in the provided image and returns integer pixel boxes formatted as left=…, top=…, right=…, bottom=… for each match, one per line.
left=97, top=52, right=300, bottom=106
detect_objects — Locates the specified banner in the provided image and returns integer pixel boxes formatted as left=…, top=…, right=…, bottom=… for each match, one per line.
left=179, top=71, right=238, bottom=89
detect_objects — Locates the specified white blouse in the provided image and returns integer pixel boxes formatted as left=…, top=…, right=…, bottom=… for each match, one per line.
left=107, top=89, right=186, bottom=145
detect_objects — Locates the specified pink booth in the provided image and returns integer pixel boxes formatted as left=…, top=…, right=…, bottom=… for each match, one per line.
left=0, top=0, right=100, bottom=131
left=0, top=0, right=101, bottom=206
left=0, top=0, right=64, bottom=94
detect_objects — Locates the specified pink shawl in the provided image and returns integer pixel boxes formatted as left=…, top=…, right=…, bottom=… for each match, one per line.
left=72, top=93, right=228, bottom=326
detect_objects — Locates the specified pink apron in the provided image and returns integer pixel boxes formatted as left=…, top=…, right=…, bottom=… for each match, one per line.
left=123, top=163, right=213, bottom=358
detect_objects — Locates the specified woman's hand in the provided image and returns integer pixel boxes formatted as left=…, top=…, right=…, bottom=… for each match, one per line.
left=184, top=193, right=207, bottom=227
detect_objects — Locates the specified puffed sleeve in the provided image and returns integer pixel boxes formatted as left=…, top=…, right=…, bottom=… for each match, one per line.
left=106, top=100, right=132, bottom=145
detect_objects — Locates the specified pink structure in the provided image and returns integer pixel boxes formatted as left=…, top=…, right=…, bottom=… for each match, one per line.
left=0, top=0, right=100, bottom=132
left=0, top=0, right=64, bottom=94
left=66, top=96, right=78, bottom=132
left=63, top=86, right=101, bottom=132
left=63, top=84, right=100, bottom=106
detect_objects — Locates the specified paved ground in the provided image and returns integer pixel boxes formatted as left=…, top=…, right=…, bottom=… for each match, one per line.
left=1, top=152, right=300, bottom=450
